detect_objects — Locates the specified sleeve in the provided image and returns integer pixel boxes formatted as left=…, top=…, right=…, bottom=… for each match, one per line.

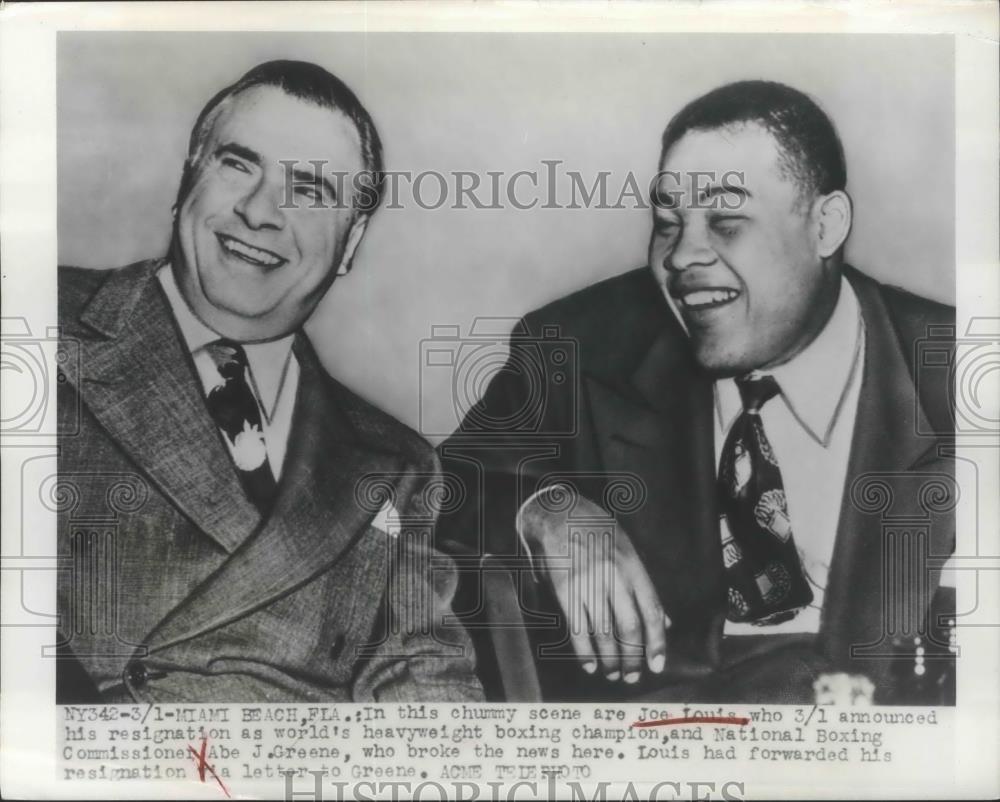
left=351, top=450, right=485, bottom=703
left=513, top=483, right=575, bottom=576
left=434, top=317, right=608, bottom=558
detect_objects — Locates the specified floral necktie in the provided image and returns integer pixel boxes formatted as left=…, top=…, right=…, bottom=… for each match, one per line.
left=204, top=340, right=277, bottom=513
left=717, top=374, right=814, bottom=624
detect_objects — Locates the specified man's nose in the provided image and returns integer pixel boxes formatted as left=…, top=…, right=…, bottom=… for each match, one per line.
left=233, top=175, right=286, bottom=231
left=666, top=221, right=715, bottom=272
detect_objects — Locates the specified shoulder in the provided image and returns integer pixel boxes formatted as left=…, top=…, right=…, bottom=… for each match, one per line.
left=522, top=267, right=664, bottom=333
left=850, top=267, right=955, bottom=348
left=878, top=282, right=955, bottom=333
left=295, top=334, right=438, bottom=467
left=850, top=267, right=956, bottom=432
left=58, top=265, right=111, bottom=324
left=58, top=260, right=164, bottom=333
left=519, top=267, right=677, bottom=374
left=322, top=372, right=436, bottom=467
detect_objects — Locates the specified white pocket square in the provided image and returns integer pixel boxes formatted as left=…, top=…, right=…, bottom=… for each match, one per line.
left=371, top=499, right=402, bottom=537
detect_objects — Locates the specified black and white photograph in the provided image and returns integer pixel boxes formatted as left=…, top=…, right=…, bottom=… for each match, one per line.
left=52, top=29, right=959, bottom=706
left=1, top=3, right=998, bottom=800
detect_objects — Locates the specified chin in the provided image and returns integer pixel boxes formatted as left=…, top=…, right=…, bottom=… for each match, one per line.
left=212, top=298, right=270, bottom=321
left=691, top=339, right=748, bottom=378
left=696, top=360, right=745, bottom=379
left=201, top=277, right=273, bottom=317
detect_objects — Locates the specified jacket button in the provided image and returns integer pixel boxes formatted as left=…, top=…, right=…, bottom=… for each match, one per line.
left=126, top=661, right=149, bottom=688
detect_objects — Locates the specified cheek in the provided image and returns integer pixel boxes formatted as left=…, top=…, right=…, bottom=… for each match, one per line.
left=742, top=262, right=819, bottom=332
left=180, top=183, right=224, bottom=235
left=648, top=235, right=672, bottom=273
left=291, top=216, right=342, bottom=270
left=726, top=231, right=798, bottom=294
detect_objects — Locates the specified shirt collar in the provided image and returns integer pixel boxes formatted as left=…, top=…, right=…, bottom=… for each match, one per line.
left=156, top=264, right=295, bottom=417
left=711, top=275, right=863, bottom=446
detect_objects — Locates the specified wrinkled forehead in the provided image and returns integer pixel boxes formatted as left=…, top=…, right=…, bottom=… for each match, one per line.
left=198, top=84, right=364, bottom=170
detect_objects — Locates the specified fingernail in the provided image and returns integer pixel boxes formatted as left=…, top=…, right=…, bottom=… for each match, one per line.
left=624, top=671, right=640, bottom=684
left=606, top=671, right=621, bottom=682
left=664, top=613, right=672, bottom=629
left=650, top=654, right=665, bottom=673
left=582, top=661, right=596, bottom=674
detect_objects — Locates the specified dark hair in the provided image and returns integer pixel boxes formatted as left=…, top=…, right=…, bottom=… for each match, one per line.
left=177, top=59, right=384, bottom=213
left=660, top=80, right=846, bottom=201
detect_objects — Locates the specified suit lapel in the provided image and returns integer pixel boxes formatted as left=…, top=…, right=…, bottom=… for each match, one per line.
left=69, top=261, right=260, bottom=553
left=820, top=273, right=942, bottom=665
left=584, top=324, right=724, bottom=628
left=144, top=337, right=406, bottom=651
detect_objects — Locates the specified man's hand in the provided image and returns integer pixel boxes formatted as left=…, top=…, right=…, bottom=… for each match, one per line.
left=518, top=489, right=670, bottom=683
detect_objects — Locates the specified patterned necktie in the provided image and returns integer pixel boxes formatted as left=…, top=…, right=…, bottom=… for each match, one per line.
left=204, top=340, right=277, bottom=513
left=717, top=374, right=813, bottom=624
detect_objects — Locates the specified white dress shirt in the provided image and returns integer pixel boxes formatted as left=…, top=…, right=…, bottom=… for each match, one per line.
left=157, top=265, right=299, bottom=480
left=716, top=277, right=865, bottom=634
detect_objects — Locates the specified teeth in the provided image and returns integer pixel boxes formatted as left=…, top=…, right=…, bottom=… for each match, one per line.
left=220, top=235, right=283, bottom=266
left=680, top=289, right=738, bottom=308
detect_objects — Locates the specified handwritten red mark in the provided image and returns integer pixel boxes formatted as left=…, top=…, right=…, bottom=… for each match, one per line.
left=632, top=716, right=750, bottom=728
left=188, top=734, right=230, bottom=798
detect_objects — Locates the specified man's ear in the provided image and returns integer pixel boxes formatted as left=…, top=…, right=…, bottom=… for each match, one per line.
left=335, top=214, right=370, bottom=276
left=813, top=190, right=852, bottom=259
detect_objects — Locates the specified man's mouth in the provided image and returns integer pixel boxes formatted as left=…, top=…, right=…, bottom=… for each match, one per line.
left=674, top=287, right=740, bottom=311
left=216, top=233, right=287, bottom=269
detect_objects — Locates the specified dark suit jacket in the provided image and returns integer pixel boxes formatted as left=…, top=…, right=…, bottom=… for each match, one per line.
left=57, top=259, right=483, bottom=703
left=437, top=265, right=955, bottom=704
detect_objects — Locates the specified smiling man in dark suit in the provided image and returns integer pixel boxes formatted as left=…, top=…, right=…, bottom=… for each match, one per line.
left=438, top=80, right=955, bottom=704
left=56, top=60, right=482, bottom=702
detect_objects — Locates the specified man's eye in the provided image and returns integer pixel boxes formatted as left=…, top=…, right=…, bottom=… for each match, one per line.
left=654, top=219, right=680, bottom=238
left=294, top=185, right=324, bottom=203
left=710, top=216, right=744, bottom=237
left=220, top=157, right=250, bottom=174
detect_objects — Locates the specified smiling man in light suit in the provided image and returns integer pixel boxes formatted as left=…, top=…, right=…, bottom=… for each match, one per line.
left=56, top=60, right=482, bottom=703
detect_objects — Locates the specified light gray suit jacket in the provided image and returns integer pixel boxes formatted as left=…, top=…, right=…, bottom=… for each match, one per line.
left=56, top=259, right=483, bottom=703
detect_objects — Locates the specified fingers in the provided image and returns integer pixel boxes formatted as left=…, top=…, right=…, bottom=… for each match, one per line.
left=552, top=567, right=626, bottom=680
left=610, top=567, right=646, bottom=683
left=630, top=559, right=669, bottom=674
left=533, top=504, right=611, bottom=676
left=577, top=534, right=622, bottom=680
left=548, top=525, right=670, bottom=683
left=554, top=553, right=630, bottom=680
left=550, top=569, right=599, bottom=674
left=589, top=589, right=621, bottom=681
left=589, top=534, right=646, bottom=682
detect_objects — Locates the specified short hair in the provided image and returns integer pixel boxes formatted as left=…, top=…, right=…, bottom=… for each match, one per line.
left=177, top=59, right=384, bottom=213
left=660, top=80, right=847, bottom=202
